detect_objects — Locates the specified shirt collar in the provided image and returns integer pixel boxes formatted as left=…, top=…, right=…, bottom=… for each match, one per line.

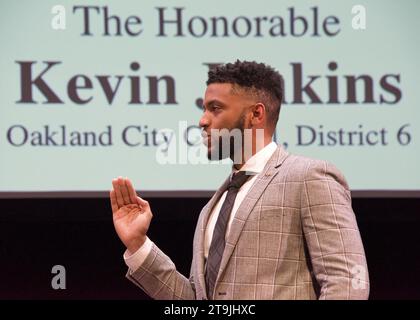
left=231, top=141, right=278, bottom=176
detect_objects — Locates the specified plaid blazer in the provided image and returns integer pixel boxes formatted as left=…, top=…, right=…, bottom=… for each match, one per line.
left=127, top=146, right=369, bottom=299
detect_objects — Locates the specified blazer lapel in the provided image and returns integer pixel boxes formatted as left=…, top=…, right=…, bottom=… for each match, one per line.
left=216, top=146, right=289, bottom=283
left=194, top=176, right=230, bottom=298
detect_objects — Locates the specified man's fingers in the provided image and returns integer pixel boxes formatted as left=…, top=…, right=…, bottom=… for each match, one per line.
left=118, top=177, right=131, bottom=205
left=112, top=177, right=138, bottom=208
left=125, top=178, right=138, bottom=204
left=112, top=178, right=124, bottom=207
left=110, top=190, right=119, bottom=213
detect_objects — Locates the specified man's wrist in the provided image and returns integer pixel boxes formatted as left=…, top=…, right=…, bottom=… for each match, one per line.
left=126, top=237, right=146, bottom=255
left=124, top=237, right=153, bottom=271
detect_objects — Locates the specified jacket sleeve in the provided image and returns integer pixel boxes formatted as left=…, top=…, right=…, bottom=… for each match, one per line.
left=300, top=160, right=370, bottom=300
left=126, top=243, right=196, bottom=300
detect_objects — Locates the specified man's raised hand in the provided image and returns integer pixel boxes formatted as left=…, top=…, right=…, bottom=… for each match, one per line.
left=110, top=177, right=153, bottom=254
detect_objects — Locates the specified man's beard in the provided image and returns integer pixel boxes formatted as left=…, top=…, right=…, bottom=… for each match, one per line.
left=206, top=112, right=246, bottom=161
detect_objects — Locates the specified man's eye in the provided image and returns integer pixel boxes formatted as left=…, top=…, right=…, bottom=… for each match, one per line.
left=203, top=105, right=222, bottom=112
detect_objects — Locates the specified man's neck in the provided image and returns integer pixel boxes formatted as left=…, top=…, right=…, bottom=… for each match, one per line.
left=233, top=138, right=273, bottom=170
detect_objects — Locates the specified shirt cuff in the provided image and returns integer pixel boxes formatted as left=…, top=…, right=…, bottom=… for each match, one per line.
left=123, top=237, right=153, bottom=271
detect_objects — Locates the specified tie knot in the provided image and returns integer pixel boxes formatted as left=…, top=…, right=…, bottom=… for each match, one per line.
left=228, top=171, right=250, bottom=190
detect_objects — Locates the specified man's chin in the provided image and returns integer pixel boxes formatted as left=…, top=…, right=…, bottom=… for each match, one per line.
left=205, top=145, right=219, bottom=160
left=206, top=145, right=232, bottom=161
left=206, top=147, right=218, bottom=160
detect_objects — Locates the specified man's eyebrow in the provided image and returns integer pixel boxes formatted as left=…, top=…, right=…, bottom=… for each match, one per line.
left=203, top=99, right=225, bottom=108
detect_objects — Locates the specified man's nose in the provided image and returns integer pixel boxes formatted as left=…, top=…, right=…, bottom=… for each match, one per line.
left=199, top=112, right=210, bottom=129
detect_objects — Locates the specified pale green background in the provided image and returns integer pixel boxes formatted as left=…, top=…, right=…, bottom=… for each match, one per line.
left=0, top=0, right=419, bottom=195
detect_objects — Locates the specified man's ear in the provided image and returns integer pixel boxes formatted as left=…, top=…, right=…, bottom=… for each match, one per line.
left=251, top=103, right=265, bottom=125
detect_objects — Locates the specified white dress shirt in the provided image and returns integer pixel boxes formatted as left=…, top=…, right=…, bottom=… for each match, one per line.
left=124, top=141, right=278, bottom=271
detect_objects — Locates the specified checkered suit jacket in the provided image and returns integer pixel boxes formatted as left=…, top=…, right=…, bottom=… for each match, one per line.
left=126, top=146, right=369, bottom=299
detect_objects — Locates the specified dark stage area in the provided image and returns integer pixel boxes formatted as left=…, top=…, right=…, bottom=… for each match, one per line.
left=0, top=197, right=419, bottom=299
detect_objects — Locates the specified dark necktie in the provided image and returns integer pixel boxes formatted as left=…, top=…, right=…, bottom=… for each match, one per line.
left=205, top=171, right=251, bottom=299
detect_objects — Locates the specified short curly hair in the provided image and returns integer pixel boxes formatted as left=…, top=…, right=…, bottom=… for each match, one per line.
left=207, top=60, right=283, bottom=128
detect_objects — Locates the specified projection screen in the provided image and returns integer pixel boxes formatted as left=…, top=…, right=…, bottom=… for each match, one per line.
left=1, top=0, right=419, bottom=198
